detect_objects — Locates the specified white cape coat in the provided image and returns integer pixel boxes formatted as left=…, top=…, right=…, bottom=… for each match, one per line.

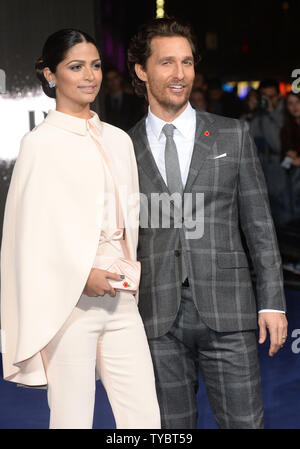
left=0, top=110, right=139, bottom=386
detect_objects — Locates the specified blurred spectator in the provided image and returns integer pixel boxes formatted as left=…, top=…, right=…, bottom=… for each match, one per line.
left=104, top=67, right=144, bottom=131
left=250, top=79, right=284, bottom=155
left=249, top=79, right=289, bottom=227
left=280, top=91, right=300, bottom=275
left=193, top=70, right=208, bottom=92
left=281, top=91, right=300, bottom=164
left=190, top=87, right=207, bottom=110
left=281, top=92, right=300, bottom=215
left=206, top=78, right=242, bottom=118
left=240, top=88, right=260, bottom=122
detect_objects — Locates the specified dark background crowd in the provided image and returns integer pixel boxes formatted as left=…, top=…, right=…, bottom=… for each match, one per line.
left=0, top=0, right=300, bottom=289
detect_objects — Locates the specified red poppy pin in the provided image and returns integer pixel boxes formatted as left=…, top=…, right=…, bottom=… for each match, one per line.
left=204, top=130, right=210, bottom=136
left=123, top=281, right=130, bottom=288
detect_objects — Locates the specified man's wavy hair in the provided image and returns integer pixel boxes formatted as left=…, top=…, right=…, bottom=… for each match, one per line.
left=127, top=17, right=199, bottom=98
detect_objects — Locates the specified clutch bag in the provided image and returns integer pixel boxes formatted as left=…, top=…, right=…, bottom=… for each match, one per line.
left=93, top=255, right=141, bottom=294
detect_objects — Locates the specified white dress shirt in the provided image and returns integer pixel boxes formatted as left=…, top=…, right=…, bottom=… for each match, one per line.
left=146, top=102, right=196, bottom=187
left=145, top=103, right=284, bottom=315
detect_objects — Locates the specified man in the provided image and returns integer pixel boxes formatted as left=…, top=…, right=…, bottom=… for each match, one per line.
left=127, top=18, right=287, bottom=429
left=250, top=79, right=284, bottom=155
left=104, top=67, right=145, bottom=131
left=249, top=79, right=288, bottom=227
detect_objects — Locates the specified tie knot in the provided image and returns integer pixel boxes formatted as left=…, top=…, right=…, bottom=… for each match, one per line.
left=162, top=123, right=175, bottom=138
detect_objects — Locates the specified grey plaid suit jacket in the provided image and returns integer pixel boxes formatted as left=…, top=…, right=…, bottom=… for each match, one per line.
left=129, top=108, right=286, bottom=338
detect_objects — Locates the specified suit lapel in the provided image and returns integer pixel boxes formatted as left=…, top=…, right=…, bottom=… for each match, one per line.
left=132, top=109, right=219, bottom=195
left=184, top=109, right=218, bottom=193
left=133, top=118, right=169, bottom=194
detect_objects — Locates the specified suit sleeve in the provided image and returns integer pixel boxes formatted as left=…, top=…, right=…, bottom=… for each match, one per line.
left=237, top=120, right=286, bottom=312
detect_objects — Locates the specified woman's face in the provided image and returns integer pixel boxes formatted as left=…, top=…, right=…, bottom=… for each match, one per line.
left=45, top=42, right=102, bottom=110
left=286, top=94, right=300, bottom=120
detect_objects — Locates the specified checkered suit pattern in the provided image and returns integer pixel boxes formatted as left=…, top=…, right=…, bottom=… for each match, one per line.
left=148, top=286, right=264, bottom=428
left=129, top=109, right=286, bottom=338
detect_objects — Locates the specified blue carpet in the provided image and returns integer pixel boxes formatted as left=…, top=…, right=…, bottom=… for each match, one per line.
left=0, top=288, right=299, bottom=429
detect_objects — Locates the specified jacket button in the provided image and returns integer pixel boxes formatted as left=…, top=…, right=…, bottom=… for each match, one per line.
left=174, top=250, right=181, bottom=257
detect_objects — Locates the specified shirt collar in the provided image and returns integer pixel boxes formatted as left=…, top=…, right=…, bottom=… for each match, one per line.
left=44, top=109, right=103, bottom=136
left=147, top=102, right=196, bottom=140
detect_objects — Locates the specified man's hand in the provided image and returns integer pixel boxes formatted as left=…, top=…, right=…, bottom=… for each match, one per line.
left=258, top=312, right=288, bottom=357
left=83, top=268, right=124, bottom=297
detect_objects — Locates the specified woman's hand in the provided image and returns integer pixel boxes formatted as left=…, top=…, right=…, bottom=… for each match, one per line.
left=83, top=268, right=123, bottom=297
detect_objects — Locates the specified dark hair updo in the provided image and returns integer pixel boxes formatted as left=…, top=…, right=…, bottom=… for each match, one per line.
left=35, top=28, right=99, bottom=99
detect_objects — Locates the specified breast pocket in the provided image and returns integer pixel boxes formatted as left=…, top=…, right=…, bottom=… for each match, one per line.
left=203, top=155, right=235, bottom=170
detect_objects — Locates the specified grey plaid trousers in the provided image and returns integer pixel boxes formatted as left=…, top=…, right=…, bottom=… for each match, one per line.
left=148, top=286, right=264, bottom=429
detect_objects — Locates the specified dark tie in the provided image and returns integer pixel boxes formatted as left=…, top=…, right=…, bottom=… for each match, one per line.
left=162, top=123, right=188, bottom=282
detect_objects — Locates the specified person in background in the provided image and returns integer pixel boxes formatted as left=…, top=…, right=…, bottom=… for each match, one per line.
left=240, top=88, right=260, bottom=123
left=250, top=79, right=284, bottom=155
left=190, top=87, right=207, bottom=110
left=281, top=91, right=300, bottom=168
left=193, top=70, right=208, bottom=92
left=280, top=91, right=300, bottom=275
left=206, top=77, right=243, bottom=118
left=0, top=28, right=160, bottom=429
left=104, top=67, right=145, bottom=131
left=249, top=79, right=289, bottom=227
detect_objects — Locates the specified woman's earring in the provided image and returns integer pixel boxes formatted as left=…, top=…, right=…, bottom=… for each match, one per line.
left=48, top=80, right=56, bottom=88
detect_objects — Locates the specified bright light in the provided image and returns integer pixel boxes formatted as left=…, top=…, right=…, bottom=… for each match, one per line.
left=223, top=81, right=263, bottom=99
left=156, top=0, right=164, bottom=18
left=0, top=89, right=55, bottom=160
left=250, top=81, right=260, bottom=90
left=237, top=81, right=249, bottom=99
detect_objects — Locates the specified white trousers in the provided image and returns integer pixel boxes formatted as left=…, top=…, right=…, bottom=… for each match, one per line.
left=41, top=292, right=161, bottom=429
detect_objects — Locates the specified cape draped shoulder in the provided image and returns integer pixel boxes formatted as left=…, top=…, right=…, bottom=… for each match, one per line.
left=0, top=110, right=139, bottom=386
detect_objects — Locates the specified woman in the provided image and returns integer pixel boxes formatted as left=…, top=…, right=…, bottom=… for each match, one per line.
left=280, top=91, right=300, bottom=275
left=240, top=88, right=260, bottom=122
left=0, top=29, right=160, bottom=429
left=281, top=91, right=300, bottom=220
left=281, top=91, right=300, bottom=167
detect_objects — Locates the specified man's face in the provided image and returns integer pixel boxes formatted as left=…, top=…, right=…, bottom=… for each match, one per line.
left=135, top=36, right=195, bottom=119
left=260, top=86, right=280, bottom=110
left=286, top=94, right=300, bottom=119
